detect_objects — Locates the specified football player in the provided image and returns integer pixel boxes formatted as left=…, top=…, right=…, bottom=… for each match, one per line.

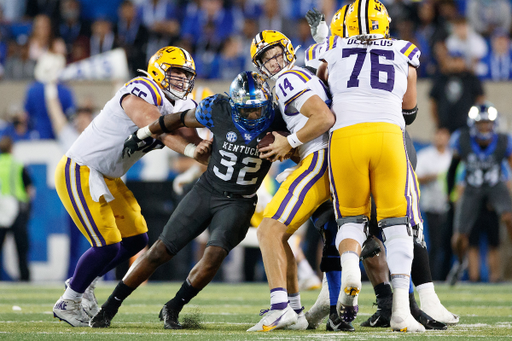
left=305, top=6, right=456, bottom=330
left=448, top=103, right=512, bottom=284
left=90, top=71, right=290, bottom=329
left=317, top=0, right=425, bottom=332
left=246, top=30, right=339, bottom=332
left=52, top=46, right=210, bottom=327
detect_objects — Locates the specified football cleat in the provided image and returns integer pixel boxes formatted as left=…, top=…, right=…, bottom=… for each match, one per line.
left=247, top=305, right=298, bottom=332
left=419, top=292, right=459, bottom=325
left=65, top=278, right=99, bottom=318
left=412, top=309, right=447, bottom=330
left=284, top=309, right=308, bottom=330
left=53, top=296, right=90, bottom=327
left=360, top=296, right=392, bottom=328
left=298, top=275, right=322, bottom=291
left=160, top=303, right=183, bottom=329
left=305, top=275, right=330, bottom=329
left=326, top=312, right=355, bottom=332
left=89, top=306, right=118, bottom=328
left=336, top=302, right=359, bottom=323
left=391, top=312, right=426, bottom=333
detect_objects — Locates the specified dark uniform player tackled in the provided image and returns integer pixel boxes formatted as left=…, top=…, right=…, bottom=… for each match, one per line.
left=90, top=71, right=288, bottom=329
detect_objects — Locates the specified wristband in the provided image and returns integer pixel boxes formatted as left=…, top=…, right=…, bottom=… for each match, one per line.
left=136, top=125, right=152, bottom=140
left=184, top=143, right=197, bottom=158
left=287, top=133, right=303, bottom=148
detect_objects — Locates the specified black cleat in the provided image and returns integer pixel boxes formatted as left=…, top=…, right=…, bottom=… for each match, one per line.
left=360, top=296, right=392, bottom=328
left=326, top=313, right=355, bottom=332
left=161, top=303, right=182, bottom=329
left=89, top=307, right=118, bottom=328
left=413, top=309, right=447, bottom=330
left=360, top=236, right=381, bottom=260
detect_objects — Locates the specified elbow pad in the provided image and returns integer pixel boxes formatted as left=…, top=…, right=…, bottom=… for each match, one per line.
left=403, top=106, right=418, bottom=125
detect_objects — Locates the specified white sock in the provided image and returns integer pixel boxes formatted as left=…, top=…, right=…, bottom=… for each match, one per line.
left=340, top=252, right=361, bottom=305
left=288, top=292, right=302, bottom=312
left=62, top=286, right=83, bottom=301
left=270, top=288, right=288, bottom=309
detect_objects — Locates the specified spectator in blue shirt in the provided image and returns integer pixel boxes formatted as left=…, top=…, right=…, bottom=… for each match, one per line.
left=479, top=29, right=512, bottom=81
left=24, top=51, right=76, bottom=139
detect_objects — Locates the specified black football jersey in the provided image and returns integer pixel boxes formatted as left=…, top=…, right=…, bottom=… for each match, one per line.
left=195, top=94, right=287, bottom=195
left=455, top=128, right=510, bottom=188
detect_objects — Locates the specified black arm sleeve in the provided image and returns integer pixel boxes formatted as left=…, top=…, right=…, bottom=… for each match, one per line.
left=403, top=106, right=418, bottom=125
left=446, top=156, right=461, bottom=196
left=22, top=167, right=32, bottom=188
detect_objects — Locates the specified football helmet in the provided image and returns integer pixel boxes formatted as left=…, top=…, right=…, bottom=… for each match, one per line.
left=250, top=30, right=296, bottom=80
left=467, top=103, right=499, bottom=141
left=229, top=71, right=273, bottom=131
left=143, top=46, right=196, bottom=101
left=345, top=0, right=391, bottom=38
left=330, top=5, right=349, bottom=38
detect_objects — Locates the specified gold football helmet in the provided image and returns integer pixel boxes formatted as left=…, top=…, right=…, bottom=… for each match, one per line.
left=145, top=46, right=196, bottom=100
left=250, top=30, right=296, bottom=80
left=330, top=5, right=349, bottom=38
left=345, top=0, right=391, bottom=38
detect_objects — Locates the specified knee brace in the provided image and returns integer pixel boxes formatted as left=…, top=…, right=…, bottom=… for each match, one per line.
left=335, top=215, right=368, bottom=249
left=411, top=222, right=426, bottom=247
left=381, top=219, right=414, bottom=276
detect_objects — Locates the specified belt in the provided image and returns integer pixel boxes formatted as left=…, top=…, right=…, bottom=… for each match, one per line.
left=221, top=191, right=256, bottom=199
left=212, top=187, right=256, bottom=199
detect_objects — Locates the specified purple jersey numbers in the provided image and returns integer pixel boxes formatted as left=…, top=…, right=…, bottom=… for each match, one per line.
left=278, top=78, right=295, bottom=97
left=131, top=86, right=148, bottom=99
left=342, top=48, right=395, bottom=92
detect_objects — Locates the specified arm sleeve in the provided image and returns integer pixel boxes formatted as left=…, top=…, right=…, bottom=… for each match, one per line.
left=22, top=167, right=32, bottom=188
left=446, top=156, right=461, bottom=196
left=195, top=95, right=218, bottom=129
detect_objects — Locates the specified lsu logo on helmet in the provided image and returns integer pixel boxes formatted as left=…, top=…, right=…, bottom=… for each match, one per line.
left=345, top=0, right=391, bottom=38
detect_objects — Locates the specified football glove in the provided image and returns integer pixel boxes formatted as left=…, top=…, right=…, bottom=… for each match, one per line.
left=306, top=8, right=329, bottom=43
left=122, top=132, right=152, bottom=158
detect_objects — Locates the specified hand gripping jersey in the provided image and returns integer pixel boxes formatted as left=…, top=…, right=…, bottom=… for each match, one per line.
left=195, top=94, right=287, bottom=196
left=274, top=65, right=331, bottom=160
left=66, top=76, right=196, bottom=179
left=451, top=128, right=512, bottom=188
left=321, top=37, right=420, bottom=131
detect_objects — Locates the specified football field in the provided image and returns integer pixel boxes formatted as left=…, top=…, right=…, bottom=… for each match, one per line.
left=1, top=281, right=512, bottom=340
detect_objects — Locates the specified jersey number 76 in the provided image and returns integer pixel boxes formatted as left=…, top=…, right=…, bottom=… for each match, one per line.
left=342, top=48, right=395, bottom=92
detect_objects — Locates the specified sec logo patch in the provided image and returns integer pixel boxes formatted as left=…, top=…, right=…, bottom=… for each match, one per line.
left=226, top=131, right=237, bottom=142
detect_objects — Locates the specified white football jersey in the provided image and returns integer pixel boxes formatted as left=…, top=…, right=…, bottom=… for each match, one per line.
left=321, top=37, right=420, bottom=131
left=66, top=76, right=196, bottom=178
left=304, top=36, right=340, bottom=70
left=275, top=65, right=331, bottom=160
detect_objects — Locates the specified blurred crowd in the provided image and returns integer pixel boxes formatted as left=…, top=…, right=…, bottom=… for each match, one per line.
left=1, top=0, right=512, bottom=284
left=0, top=0, right=510, bottom=80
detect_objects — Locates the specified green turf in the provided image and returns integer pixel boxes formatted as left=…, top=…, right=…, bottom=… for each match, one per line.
left=1, top=281, right=512, bottom=340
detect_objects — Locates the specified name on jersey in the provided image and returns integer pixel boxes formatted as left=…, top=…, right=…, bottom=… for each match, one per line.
left=222, top=142, right=259, bottom=156
left=347, top=39, right=393, bottom=47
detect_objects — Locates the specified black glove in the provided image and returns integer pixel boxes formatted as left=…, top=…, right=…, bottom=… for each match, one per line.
left=122, top=133, right=152, bottom=158
left=306, top=8, right=328, bottom=43
left=142, top=139, right=164, bottom=153
left=306, top=8, right=325, bottom=28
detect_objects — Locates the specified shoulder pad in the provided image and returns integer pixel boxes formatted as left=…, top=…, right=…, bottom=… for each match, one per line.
left=397, top=40, right=421, bottom=68
left=124, top=77, right=164, bottom=106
